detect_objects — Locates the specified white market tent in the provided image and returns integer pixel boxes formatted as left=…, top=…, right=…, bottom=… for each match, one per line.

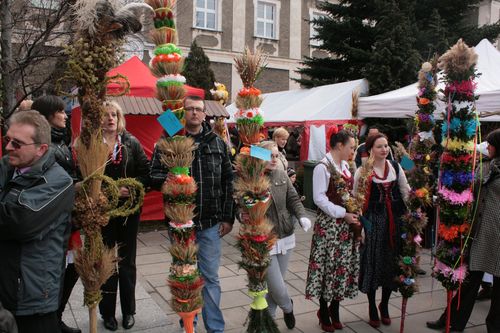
left=358, top=39, right=500, bottom=122
left=227, top=79, right=369, bottom=160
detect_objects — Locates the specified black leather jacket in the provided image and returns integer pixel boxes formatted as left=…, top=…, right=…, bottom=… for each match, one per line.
left=104, top=131, right=150, bottom=187
left=150, top=123, right=234, bottom=230
left=50, top=127, right=77, bottom=180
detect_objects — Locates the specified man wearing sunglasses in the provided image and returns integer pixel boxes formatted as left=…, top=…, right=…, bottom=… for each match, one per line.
left=0, top=110, right=75, bottom=333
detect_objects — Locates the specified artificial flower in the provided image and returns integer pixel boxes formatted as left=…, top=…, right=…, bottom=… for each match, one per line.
left=154, top=43, right=182, bottom=55
left=438, top=223, right=469, bottom=241
left=439, top=187, right=472, bottom=205
left=238, top=87, right=261, bottom=97
left=403, top=256, right=413, bottom=265
left=415, top=187, right=429, bottom=199
left=444, top=80, right=477, bottom=98
left=441, top=138, right=475, bottom=152
left=434, top=260, right=468, bottom=283
left=414, top=234, right=422, bottom=246
left=404, top=278, right=416, bottom=286
left=421, top=62, right=433, bottom=72
left=419, top=98, right=430, bottom=105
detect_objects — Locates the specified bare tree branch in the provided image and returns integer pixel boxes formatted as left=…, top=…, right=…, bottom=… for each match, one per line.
left=1, top=0, right=75, bottom=120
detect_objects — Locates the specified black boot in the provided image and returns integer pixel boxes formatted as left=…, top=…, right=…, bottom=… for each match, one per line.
left=60, top=321, right=82, bottom=333
left=426, top=316, right=446, bottom=330
left=122, top=314, right=135, bottom=329
left=103, top=317, right=118, bottom=331
left=283, top=299, right=295, bottom=329
left=477, top=283, right=492, bottom=300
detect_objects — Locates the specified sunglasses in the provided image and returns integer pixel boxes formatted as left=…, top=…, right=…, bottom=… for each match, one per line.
left=4, top=136, right=40, bottom=150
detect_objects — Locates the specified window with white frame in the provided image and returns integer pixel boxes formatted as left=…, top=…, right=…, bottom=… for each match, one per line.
left=310, top=11, right=326, bottom=46
left=256, top=1, right=277, bottom=39
left=195, top=0, right=217, bottom=30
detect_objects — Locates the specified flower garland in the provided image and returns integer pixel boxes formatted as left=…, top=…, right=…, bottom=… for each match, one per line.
left=435, top=39, right=478, bottom=291
left=328, top=158, right=365, bottom=241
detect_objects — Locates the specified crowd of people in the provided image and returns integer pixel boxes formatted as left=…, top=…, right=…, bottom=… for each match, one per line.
left=0, top=95, right=499, bottom=333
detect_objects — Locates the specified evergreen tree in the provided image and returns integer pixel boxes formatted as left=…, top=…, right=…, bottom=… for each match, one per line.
left=297, top=0, right=377, bottom=87
left=297, top=0, right=500, bottom=94
left=183, top=40, right=216, bottom=99
left=366, top=0, right=421, bottom=94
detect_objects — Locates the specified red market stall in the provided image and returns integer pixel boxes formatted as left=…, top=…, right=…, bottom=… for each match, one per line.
left=71, top=56, right=204, bottom=221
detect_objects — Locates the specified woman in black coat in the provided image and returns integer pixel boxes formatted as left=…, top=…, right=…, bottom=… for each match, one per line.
left=99, top=101, right=150, bottom=331
left=32, top=95, right=81, bottom=333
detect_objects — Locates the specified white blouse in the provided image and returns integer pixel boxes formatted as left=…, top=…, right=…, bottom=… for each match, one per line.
left=312, top=154, right=352, bottom=219
left=353, top=161, right=410, bottom=201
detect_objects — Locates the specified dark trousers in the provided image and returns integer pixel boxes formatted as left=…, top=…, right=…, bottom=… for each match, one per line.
left=57, top=263, right=79, bottom=320
left=440, top=271, right=500, bottom=332
left=99, top=213, right=140, bottom=318
left=487, top=276, right=500, bottom=333
left=15, top=311, right=60, bottom=333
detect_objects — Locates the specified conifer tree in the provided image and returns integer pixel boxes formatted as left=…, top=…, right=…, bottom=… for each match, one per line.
left=297, top=0, right=377, bottom=88
left=297, top=0, right=500, bottom=94
left=183, top=40, right=217, bottom=99
left=366, top=0, right=421, bottom=94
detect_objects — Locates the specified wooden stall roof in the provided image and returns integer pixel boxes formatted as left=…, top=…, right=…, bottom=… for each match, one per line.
left=111, top=96, right=229, bottom=118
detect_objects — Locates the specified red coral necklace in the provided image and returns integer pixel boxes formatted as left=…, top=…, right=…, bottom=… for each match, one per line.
left=110, top=135, right=123, bottom=165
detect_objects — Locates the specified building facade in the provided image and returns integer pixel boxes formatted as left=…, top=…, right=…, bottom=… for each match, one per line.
left=124, top=0, right=500, bottom=101
left=127, top=0, right=331, bottom=100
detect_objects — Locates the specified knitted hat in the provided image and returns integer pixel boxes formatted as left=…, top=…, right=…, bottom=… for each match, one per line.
left=287, top=167, right=296, bottom=177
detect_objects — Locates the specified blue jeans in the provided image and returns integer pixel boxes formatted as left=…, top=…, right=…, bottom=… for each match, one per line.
left=196, top=224, right=224, bottom=333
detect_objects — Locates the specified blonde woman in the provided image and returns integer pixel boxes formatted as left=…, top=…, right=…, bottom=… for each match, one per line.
left=99, top=101, right=150, bottom=331
left=272, top=127, right=289, bottom=171
left=260, top=140, right=311, bottom=329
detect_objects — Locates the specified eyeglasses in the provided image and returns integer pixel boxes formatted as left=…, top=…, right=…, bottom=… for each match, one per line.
left=4, top=136, right=40, bottom=150
left=184, top=107, right=205, bottom=113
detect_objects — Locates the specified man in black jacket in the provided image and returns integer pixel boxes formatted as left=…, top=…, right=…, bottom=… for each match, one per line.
left=0, top=111, right=74, bottom=333
left=150, top=96, right=233, bottom=333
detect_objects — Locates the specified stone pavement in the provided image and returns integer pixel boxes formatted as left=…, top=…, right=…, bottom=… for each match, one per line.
left=64, top=210, right=490, bottom=333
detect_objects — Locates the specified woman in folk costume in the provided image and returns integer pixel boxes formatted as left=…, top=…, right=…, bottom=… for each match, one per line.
left=258, top=141, right=311, bottom=330
left=353, top=132, right=410, bottom=328
left=305, top=129, right=360, bottom=332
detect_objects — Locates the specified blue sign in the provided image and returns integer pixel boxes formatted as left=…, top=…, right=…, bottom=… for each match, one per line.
left=157, top=109, right=183, bottom=136
left=250, top=145, right=272, bottom=161
left=400, top=155, right=415, bottom=171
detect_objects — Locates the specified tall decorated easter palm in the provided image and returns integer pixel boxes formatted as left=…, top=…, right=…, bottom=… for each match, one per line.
left=145, top=1, right=203, bottom=332
left=232, top=48, right=280, bottom=333
left=434, top=40, right=479, bottom=333
left=58, top=1, right=152, bottom=332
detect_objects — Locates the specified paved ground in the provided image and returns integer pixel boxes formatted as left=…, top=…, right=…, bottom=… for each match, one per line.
left=63, top=211, right=490, bottom=332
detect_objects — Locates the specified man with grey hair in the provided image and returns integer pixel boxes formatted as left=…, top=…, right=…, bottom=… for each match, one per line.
left=0, top=110, right=75, bottom=333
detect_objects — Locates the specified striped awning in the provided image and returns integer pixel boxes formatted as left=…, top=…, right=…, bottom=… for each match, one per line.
left=110, top=96, right=229, bottom=118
